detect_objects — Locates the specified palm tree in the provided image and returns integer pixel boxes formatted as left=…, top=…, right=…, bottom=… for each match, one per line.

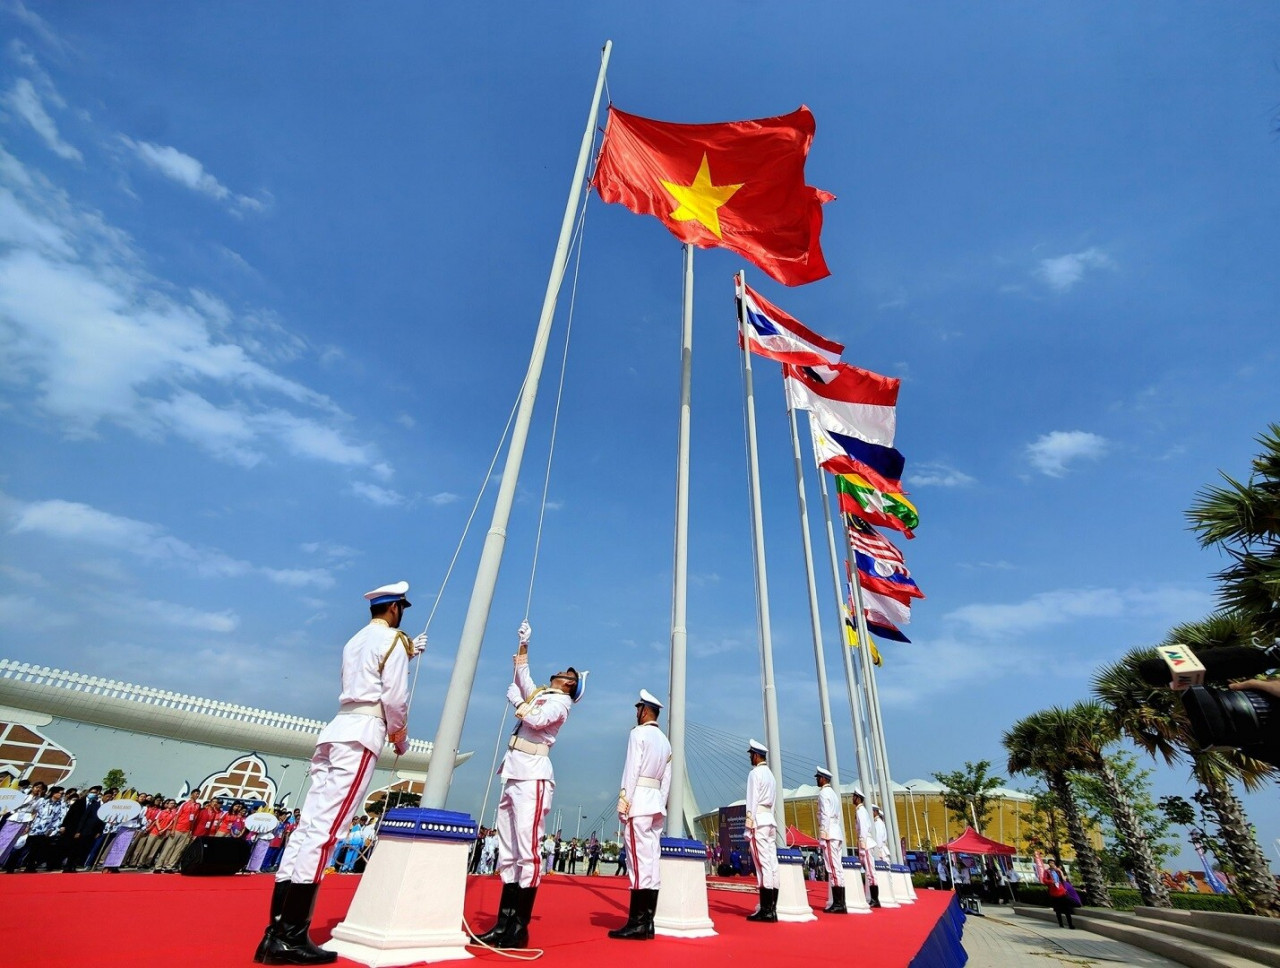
left=1095, top=627, right=1280, bottom=916
left=1004, top=711, right=1112, bottom=908
left=1185, top=422, right=1280, bottom=640
left=1053, top=701, right=1171, bottom=908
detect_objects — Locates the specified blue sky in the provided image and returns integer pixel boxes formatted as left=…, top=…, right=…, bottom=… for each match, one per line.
left=2, top=2, right=1278, bottom=862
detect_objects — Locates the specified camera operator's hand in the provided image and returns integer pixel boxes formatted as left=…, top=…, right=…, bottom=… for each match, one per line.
left=1228, top=677, right=1280, bottom=700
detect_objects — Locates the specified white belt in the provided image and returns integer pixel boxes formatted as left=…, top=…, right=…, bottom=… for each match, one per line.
left=509, top=736, right=549, bottom=756
left=339, top=701, right=385, bottom=719
left=636, top=776, right=662, bottom=789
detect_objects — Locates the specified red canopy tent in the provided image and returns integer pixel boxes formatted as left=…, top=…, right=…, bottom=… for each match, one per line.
left=785, top=825, right=819, bottom=848
left=941, top=827, right=1015, bottom=856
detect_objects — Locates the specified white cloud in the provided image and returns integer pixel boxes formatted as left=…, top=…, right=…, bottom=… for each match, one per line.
left=908, top=462, right=975, bottom=487
left=428, top=492, right=459, bottom=506
left=121, top=137, right=263, bottom=213
left=1035, top=247, right=1113, bottom=292
left=1026, top=430, right=1108, bottom=477
left=4, top=77, right=81, bottom=161
left=351, top=482, right=405, bottom=507
left=945, top=585, right=1212, bottom=638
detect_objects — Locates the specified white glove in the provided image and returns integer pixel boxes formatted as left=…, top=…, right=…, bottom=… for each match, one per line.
left=394, top=738, right=409, bottom=756
left=411, top=633, right=428, bottom=656
left=506, top=683, right=523, bottom=707
left=517, top=620, right=532, bottom=645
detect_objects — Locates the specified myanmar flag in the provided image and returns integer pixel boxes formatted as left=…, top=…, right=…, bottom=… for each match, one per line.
left=592, top=106, right=833, bottom=286
left=837, top=474, right=918, bottom=538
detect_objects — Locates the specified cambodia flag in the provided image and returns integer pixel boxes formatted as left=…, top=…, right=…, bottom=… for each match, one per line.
left=737, top=283, right=843, bottom=366
left=786, top=363, right=899, bottom=448
left=592, top=106, right=833, bottom=286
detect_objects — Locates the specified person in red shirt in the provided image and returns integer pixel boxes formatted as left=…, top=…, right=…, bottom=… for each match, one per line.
left=137, top=800, right=178, bottom=870
left=154, top=792, right=201, bottom=872
left=194, top=799, right=219, bottom=838
left=215, top=804, right=240, bottom=837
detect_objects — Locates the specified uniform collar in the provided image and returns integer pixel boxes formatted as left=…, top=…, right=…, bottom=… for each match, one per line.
left=370, top=618, right=391, bottom=628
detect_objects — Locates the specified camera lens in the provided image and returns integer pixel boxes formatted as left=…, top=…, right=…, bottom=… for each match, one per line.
left=1181, top=685, right=1272, bottom=749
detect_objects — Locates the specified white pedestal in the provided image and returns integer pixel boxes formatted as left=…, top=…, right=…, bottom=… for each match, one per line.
left=776, top=853, right=816, bottom=923
left=324, top=809, right=477, bottom=966
left=873, top=861, right=901, bottom=908
left=891, top=867, right=916, bottom=903
left=841, top=863, right=872, bottom=913
left=654, top=846, right=716, bottom=938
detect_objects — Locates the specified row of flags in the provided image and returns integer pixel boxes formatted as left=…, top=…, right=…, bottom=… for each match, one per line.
left=590, top=101, right=923, bottom=657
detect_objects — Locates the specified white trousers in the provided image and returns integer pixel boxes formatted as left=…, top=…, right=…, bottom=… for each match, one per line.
left=858, top=846, right=876, bottom=886
left=277, top=740, right=376, bottom=885
left=496, top=777, right=553, bottom=889
left=820, top=838, right=844, bottom=888
left=746, top=824, right=778, bottom=890
left=623, top=814, right=663, bottom=891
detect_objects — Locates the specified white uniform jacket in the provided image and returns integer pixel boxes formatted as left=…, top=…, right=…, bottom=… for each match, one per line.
left=874, top=816, right=890, bottom=859
left=855, top=804, right=874, bottom=850
left=745, top=763, right=777, bottom=830
left=316, top=620, right=411, bottom=755
left=619, top=722, right=672, bottom=819
left=817, top=785, right=842, bottom=841
left=499, top=654, right=571, bottom=782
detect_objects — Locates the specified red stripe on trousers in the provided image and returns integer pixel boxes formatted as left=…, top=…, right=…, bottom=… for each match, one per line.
left=529, top=780, right=546, bottom=888
left=313, top=748, right=374, bottom=883
left=748, top=832, right=762, bottom=888
left=626, top=819, right=639, bottom=891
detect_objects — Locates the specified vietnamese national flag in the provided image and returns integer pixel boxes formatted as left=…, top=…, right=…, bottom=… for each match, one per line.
left=592, top=105, right=834, bottom=286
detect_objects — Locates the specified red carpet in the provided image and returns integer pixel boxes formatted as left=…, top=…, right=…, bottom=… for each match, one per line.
left=0, top=872, right=960, bottom=967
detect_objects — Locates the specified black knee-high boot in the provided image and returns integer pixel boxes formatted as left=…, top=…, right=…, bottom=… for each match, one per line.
left=473, top=881, right=520, bottom=946
left=253, top=880, right=292, bottom=963
left=869, top=884, right=882, bottom=908
left=746, top=886, right=769, bottom=921
left=827, top=885, right=847, bottom=914
left=260, top=882, right=337, bottom=965
left=608, top=889, right=643, bottom=938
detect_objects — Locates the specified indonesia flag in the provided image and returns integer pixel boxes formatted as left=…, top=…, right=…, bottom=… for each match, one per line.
left=786, top=362, right=898, bottom=447
left=738, top=283, right=843, bottom=366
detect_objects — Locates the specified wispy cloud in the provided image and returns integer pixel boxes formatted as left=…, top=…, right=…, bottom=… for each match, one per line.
left=4, top=77, right=81, bottom=161
left=1026, top=430, right=1108, bottom=477
left=1035, top=247, right=1114, bottom=292
left=350, top=482, right=405, bottom=507
left=120, top=136, right=264, bottom=213
left=908, top=462, right=975, bottom=487
left=428, top=492, right=459, bottom=506
left=945, top=585, right=1211, bottom=637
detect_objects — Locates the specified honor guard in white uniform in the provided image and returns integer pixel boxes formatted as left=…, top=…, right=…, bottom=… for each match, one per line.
left=473, top=621, right=586, bottom=950
left=872, top=804, right=891, bottom=863
left=254, top=581, right=426, bottom=966
left=744, top=739, right=779, bottom=923
left=814, top=767, right=847, bottom=914
left=852, top=788, right=879, bottom=908
left=608, top=689, right=672, bottom=941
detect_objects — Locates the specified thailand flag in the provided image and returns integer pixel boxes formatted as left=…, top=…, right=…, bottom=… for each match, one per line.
left=786, top=362, right=899, bottom=448
left=738, top=283, right=843, bottom=366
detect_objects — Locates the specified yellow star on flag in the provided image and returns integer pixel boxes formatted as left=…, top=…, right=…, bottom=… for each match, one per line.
left=660, top=154, right=743, bottom=239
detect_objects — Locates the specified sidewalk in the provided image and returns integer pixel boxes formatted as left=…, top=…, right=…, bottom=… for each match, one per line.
left=963, top=908, right=1187, bottom=967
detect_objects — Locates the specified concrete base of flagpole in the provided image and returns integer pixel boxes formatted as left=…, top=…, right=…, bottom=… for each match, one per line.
left=776, top=849, right=817, bottom=922
left=841, top=859, right=872, bottom=913
left=323, top=808, right=477, bottom=966
left=654, top=838, right=716, bottom=938
left=873, top=860, right=901, bottom=908
left=891, top=864, right=916, bottom=903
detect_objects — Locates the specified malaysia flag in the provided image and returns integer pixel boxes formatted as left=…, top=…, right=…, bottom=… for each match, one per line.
left=738, top=283, right=843, bottom=366
left=847, top=516, right=907, bottom=571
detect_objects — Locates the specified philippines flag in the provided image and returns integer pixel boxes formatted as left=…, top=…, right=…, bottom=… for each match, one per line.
left=811, top=421, right=905, bottom=493
left=738, top=284, right=843, bottom=367
left=786, top=362, right=898, bottom=448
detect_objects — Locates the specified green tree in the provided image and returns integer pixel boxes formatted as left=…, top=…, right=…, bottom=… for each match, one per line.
left=1018, top=785, right=1067, bottom=862
left=101, top=768, right=128, bottom=790
left=931, top=759, right=1004, bottom=833
left=1186, top=423, right=1280, bottom=639
left=1071, top=751, right=1176, bottom=885
left=1004, top=712, right=1112, bottom=908
left=1094, top=635, right=1279, bottom=916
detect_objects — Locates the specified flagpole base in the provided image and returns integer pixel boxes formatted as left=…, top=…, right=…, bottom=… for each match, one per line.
left=653, top=838, right=717, bottom=938
left=891, top=864, right=916, bottom=903
left=874, top=860, right=902, bottom=908
left=842, top=860, right=872, bottom=913
left=324, top=808, right=477, bottom=966
left=776, top=849, right=817, bottom=922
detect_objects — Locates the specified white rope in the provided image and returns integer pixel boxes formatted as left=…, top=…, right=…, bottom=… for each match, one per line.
left=461, top=917, right=544, bottom=960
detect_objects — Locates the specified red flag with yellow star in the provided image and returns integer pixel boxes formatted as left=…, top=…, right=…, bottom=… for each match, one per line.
left=592, top=106, right=834, bottom=286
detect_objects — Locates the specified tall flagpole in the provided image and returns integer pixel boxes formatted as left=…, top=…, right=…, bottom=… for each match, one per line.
left=736, top=271, right=784, bottom=801
left=842, top=525, right=905, bottom=863
left=666, top=241, right=694, bottom=838
left=421, top=40, right=612, bottom=809
left=812, top=422, right=873, bottom=793
left=784, top=394, right=841, bottom=789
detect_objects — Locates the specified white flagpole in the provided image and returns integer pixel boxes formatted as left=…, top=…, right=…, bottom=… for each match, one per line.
left=811, top=419, right=873, bottom=797
left=666, top=241, right=694, bottom=838
left=784, top=392, right=841, bottom=789
left=421, top=40, right=612, bottom=809
left=735, top=270, right=784, bottom=801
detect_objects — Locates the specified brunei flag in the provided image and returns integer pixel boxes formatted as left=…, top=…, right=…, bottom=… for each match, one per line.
left=592, top=106, right=834, bottom=286
left=845, top=612, right=885, bottom=664
left=837, top=474, right=918, bottom=538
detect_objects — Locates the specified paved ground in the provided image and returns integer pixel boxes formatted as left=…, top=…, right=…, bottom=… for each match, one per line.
left=963, top=909, right=1187, bottom=967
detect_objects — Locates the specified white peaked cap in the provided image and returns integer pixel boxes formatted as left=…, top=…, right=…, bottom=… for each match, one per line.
left=814, top=766, right=833, bottom=780
left=365, top=581, right=411, bottom=606
left=636, top=689, right=663, bottom=710
left=850, top=787, right=865, bottom=799
left=748, top=739, right=769, bottom=757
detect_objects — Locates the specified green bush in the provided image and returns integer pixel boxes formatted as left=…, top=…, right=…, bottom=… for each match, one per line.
left=1087, top=887, right=1242, bottom=913
left=1015, top=884, right=1051, bottom=906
